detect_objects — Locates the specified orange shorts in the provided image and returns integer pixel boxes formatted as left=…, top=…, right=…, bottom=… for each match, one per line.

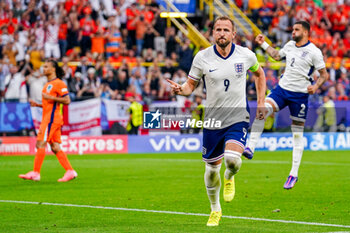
left=37, top=123, right=62, bottom=143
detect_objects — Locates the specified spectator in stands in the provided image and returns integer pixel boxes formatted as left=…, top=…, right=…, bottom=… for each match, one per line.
left=258, top=0, right=275, bottom=33
left=103, top=69, right=118, bottom=92
left=0, top=58, right=10, bottom=98
left=125, top=49, right=137, bottom=64
left=14, top=29, right=27, bottom=67
left=28, top=42, right=44, bottom=71
left=265, top=69, right=278, bottom=90
left=161, top=57, right=176, bottom=76
left=178, top=39, right=193, bottom=73
left=2, top=41, right=18, bottom=66
left=79, top=7, right=96, bottom=56
left=76, top=80, right=98, bottom=100
left=91, top=27, right=106, bottom=56
left=165, top=27, right=177, bottom=57
left=75, top=56, right=93, bottom=81
left=328, top=60, right=339, bottom=82
left=108, top=51, right=124, bottom=68
left=335, top=82, right=348, bottom=101
left=116, top=69, right=129, bottom=98
left=131, top=57, right=147, bottom=78
left=0, top=27, right=12, bottom=46
left=329, top=4, right=347, bottom=37
left=129, top=69, right=146, bottom=96
left=26, top=69, right=47, bottom=104
left=152, top=5, right=166, bottom=54
left=76, top=67, right=100, bottom=99
left=3, top=64, right=27, bottom=102
left=98, top=82, right=115, bottom=99
left=32, top=21, right=45, bottom=50
left=67, top=71, right=83, bottom=101
left=61, top=56, right=73, bottom=82
left=343, top=30, right=350, bottom=51
left=58, top=16, right=68, bottom=58
left=338, top=72, right=350, bottom=95
left=126, top=2, right=138, bottom=50
left=276, top=7, right=295, bottom=45
left=143, top=48, right=155, bottom=63
left=66, top=9, right=80, bottom=51
left=44, top=16, right=60, bottom=59
left=172, top=69, right=187, bottom=85
left=327, top=86, right=337, bottom=101
left=106, top=25, right=122, bottom=58
left=248, top=0, right=263, bottom=24
left=134, top=14, right=147, bottom=56
left=143, top=24, right=159, bottom=50
left=3, top=11, right=18, bottom=35
left=145, top=65, right=162, bottom=100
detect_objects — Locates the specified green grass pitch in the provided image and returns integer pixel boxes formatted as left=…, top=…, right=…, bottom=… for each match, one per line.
left=0, top=151, right=350, bottom=232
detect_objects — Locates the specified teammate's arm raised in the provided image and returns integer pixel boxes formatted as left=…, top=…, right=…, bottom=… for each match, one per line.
left=167, top=78, right=198, bottom=96
left=255, top=34, right=282, bottom=61
left=42, top=93, right=71, bottom=105
left=307, top=68, right=329, bottom=94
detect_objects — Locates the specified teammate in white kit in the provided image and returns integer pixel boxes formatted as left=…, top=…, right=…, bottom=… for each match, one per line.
left=168, top=16, right=267, bottom=226
left=243, top=21, right=329, bottom=189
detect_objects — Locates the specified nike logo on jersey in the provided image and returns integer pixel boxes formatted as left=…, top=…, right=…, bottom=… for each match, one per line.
left=209, top=69, right=218, bottom=72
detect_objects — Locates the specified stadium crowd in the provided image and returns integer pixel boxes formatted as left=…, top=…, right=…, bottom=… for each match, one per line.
left=0, top=0, right=349, bottom=105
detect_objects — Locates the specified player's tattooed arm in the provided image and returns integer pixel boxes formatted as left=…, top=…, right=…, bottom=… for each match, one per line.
left=265, top=47, right=282, bottom=61
left=307, top=68, right=329, bottom=94
left=42, top=93, right=71, bottom=105
left=255, top=34, right=281, bottom=61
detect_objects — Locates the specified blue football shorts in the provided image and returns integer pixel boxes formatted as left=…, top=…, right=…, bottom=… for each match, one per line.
left=266, top=85, right=309, bottom=122
left=202, top=121, right=249, bottom=163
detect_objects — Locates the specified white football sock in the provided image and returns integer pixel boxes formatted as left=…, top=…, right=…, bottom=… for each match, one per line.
left=289, top=125, right=304, bottom=177
left=247, top=102, right=274, bottom=152
left=224, top=150, right=242, bottom=180
left=204, top=163, right=222, bottom=212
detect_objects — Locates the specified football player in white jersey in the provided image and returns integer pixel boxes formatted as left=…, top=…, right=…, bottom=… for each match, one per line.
left=167, top=16, right=267, bottom=226
left=243, top=21, right=329, bottom=189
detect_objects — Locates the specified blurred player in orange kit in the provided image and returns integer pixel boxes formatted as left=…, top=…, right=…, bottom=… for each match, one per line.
left=19, top=60, right=78, bottom=182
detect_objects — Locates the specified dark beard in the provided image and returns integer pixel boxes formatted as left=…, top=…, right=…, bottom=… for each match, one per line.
left=292, top=35, right=302, bottom=43
left=216, top=38, right=230, bottom=49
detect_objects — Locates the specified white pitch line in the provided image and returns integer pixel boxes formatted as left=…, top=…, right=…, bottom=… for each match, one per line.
left=99, top=158, right=350, bottom=166
left=1, top=200, right=350, bottom=229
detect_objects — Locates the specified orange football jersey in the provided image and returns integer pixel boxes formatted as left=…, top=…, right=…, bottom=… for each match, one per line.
left=41, top=78, right=69, bottom=125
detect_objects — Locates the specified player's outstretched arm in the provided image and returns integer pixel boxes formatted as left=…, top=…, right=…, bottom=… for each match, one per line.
left=307, top=68, right=329, bottom=94
left=42, top=93, right=71, bottom=105
left=253, top=66, right=267, bottom=120
left=255, top=34, right=282, bottom=61
left=29, top=99, right=42, bottom=108
left=167, top=79, right=197, bottom=97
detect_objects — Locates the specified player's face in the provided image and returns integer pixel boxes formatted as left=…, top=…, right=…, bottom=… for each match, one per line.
left=213, top=20, right=235, bottom=48
left=292, top=24, right=306, bottom=42
left=42, top=62, right=54, bottom=76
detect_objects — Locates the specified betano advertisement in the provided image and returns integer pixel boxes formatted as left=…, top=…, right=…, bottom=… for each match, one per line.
left=1, top=133, right=350, bottom=156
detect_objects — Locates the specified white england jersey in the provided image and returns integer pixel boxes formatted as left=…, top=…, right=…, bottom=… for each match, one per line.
left=188, top=44, right=258, bottom=129
left=278, top=40, right=325, bottom=93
